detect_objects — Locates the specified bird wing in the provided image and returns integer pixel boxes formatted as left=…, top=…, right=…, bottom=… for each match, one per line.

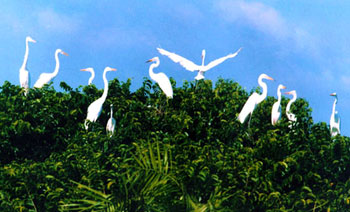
left=202, top=48, right=242, bottom=72
left=157, top=72, right=173, bottom=98
left=157, top=48, right=200, bottom=72
left=238, top=92, right=259, bottom=123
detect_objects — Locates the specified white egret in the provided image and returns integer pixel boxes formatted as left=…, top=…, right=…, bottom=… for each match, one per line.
left=285, top=90, right=297, bottom=122
left=34, top=49, right=68, bottom=88
left=146, top=57, right=173, bottom=98
left=106, top=104, right=116, bottom=137
left=271, top=84, right=286, bottom=125
left=19, top=36, right=36, bottom=95
left=238, top=74, right=274, bottom=126
left=81, top=67, right=95, bottom=85
left=157, top=47, right=242, bottom=80
left=84, top=67, right=117, bottom=130
left=330, top=93, right=340, bottom=136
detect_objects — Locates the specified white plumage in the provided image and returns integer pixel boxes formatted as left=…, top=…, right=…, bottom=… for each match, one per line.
left=271, top=84, right=286, bottom=125
left=106, top=104, right=116, bottom=137
left=81, top=67, right=95, bottom=85
left=34, top=49, right=68, bottom=88
left=238, top=74, right=274, bottom=126
left=285, top=90, right=297, bottom=122
left=157, top=47, right=242, bottom=80
left=146, top=57, right=173, bottom=98
left=19, top=36, right=36, bottom=95
left=85, top=67, right=117, bottom=130
left=330, top=93, right=341, bottom=136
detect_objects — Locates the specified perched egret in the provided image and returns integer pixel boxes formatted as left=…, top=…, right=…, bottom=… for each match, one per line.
left=146, top=57, right=173, bottom=98
left=157, top=47, right=242, bottom=80
left=330, top=93, right=340, bottom=136
left=19, top=36, right=36, bottom=95
left=285, top=90, right=297, bottom=122
left=106, top=104, right=116, bottom=137
left=238, top=74, right=274, bottom=126
left=81, top=67, right=95, bottom=85
left=84, top=67, right=117, bottom=130
left=34, top=49, right=68, bottom=88
left=271, top=84, right=286, bottom=125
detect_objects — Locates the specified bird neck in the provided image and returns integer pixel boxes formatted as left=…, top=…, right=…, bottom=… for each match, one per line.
left=52, top=51, right=60, bottom=77
left=110, top=107, right=113, bottom=118
left=21, top=40, right=30, bottom=69
left=101, top=69, right=109, bottom=101
left=257, top=77, right=268, bottom=103
left=88, top=71, right=95, bottom=85
left=149, top=59, right=160, bottom=80
left=332, top=96, right=338, bottom=113
left=286, top=94, right=297, bottom=114
left=201, top=54, right=205, bottom=67
left=277, top=87, right=282, bottom=103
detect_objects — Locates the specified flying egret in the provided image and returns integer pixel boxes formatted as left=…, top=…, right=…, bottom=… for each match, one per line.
left=81, top=67, right=95, bottom=85
left=34, top=49, right=68, bottom=88
left=84, top=67, right=117, bottom=130
left=285, top=90, right=297, bottom=122
left=271, top=84, right=286, bottom=125
left=157, top=47, right=242, bottom=80
left=146, top=57, right=173, bottom=98
left=19, top=36, right=36, bottom=95
left=106, top=104, right=116, bottom=137
left=238, top=74, right=274, bottom=126
left=330, top=93, right=340, bottom=136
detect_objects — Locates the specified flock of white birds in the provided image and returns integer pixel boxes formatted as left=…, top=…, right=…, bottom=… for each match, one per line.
left=18, top=36, right=341, bottom=137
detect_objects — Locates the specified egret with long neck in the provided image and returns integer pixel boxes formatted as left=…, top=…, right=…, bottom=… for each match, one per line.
left=238, top=73, right=274, bottom=126
left=81, top=67, right=95, bottom=85
left=271, top=84, right=286, bottom=125
left=330, top=93, right=340, bottom=136
left=146, top=57, right=173, bottom=98
left=34, top=49, right=68, bottom=88
left=106, top=104, right=116, bottom=137
left=19, top=36, right=36, bottom=94
left=285, top=90, right=297, bottom=122
left=85, top=67, right=117, bottom=130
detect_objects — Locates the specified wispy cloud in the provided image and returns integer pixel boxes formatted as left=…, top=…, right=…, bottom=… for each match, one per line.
left=36, top=8, right=81, bottom=34
left=215, top=0, right=288, bottom=39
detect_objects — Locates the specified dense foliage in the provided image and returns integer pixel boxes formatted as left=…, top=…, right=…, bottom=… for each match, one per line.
left=0, top=78, right=349, bottom=211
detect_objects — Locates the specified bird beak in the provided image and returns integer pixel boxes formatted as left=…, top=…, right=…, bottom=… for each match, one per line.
left=111, top=68, right=117, bottom=71
left=282, top=86, right=286, bottom=89
left=80, top=69, right=87, bottom=71
left=32, top=39, right=37, bottom=43
left=330, top=93, right=335, bottom=96
left=62, top=52, right=69, bottom=56
left=267, top=76, right=274, bottom=81
left=285, top=91, right=291, bottom=95
left=146, top=59, right=153, bottom=63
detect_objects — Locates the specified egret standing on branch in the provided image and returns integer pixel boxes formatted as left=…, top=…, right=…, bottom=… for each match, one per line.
left=157, top=47, right=242, bottom=80
left=271, top=84, right=286, bottom=125
left=85, top=67, right=117, bottom=130
left=34, top=49, right=68, bottom=88
left=106, top=104, right=116, bottom=137
left=285, top=90, right=297, bottom=122
left=19, top=36, right=36, bottom=95
left=330, top=93, right=340, bottom=136
left=146, top=57, right=173, bottom=98
left=81, top=67, right=95, bottom=85
left=238, top=74, right=274, bottom=127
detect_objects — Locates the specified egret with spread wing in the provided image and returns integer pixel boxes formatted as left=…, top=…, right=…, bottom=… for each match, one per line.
left=85, top=67, right=117, bottom=130
left=157, top=47, right=242, bottom=80
left=34, top=49, right=68, bottom=88
left=19, top=36, right=36, bottom=95
left=330, top=93, right=340, bottom=136
left=146, top=57, right=173, bottom=98
left=81, top=67, right=95, bottom=85
left=271, top=84, right=286, bottom=125
left=238, top=74, right=274, bottom=127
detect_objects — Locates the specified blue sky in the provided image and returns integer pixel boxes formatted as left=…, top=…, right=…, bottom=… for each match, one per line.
left=1, top=0, right=349, bottom=136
